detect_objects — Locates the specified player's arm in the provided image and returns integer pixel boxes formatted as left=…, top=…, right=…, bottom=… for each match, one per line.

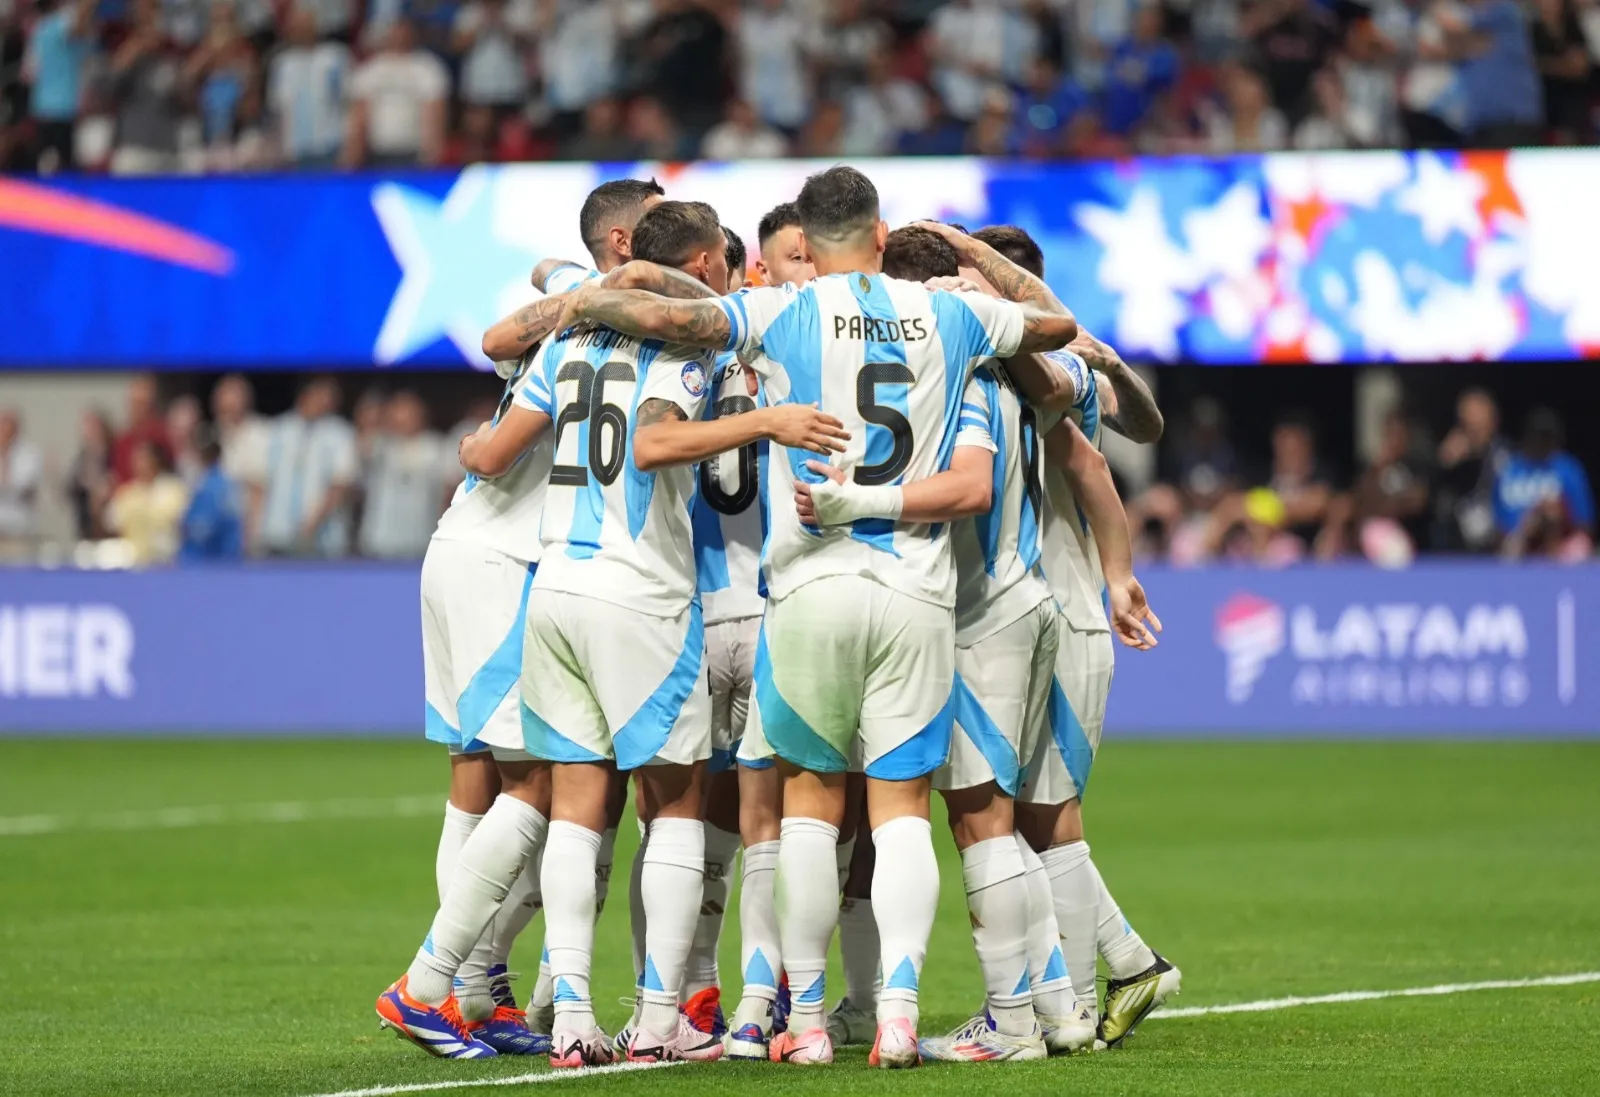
left=601, top=260, right=721, bottom=300
left=480, top=292, right=569, bottom=362
left=912, top=220, right=1078, bottom=353
left=1044, top=418, right=1160, bottom=650
left=531, top=258, right=586, bottom=293
left=459, top=404, right=551, bottom=478
left=633, top=399, right=849, bottom=472
left=1073, top=329, right=1163, bottom=442
left=794, top=448, right=992, bottom=526
left=557, top=286, right=733, bottom=351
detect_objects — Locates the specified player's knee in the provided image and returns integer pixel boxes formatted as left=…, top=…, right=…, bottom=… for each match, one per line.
left=940, top=781, right=1015, bottom=850
left=496, top=759, right=552, bottom=815
left=639, top=761, right=706, bottom=821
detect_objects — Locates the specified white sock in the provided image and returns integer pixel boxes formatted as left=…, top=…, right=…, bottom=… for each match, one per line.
left=685, top=824, right=738, bottom=998
left=1039, top=840, right=1098, bottom=1003
left=595, top=826, right=618, bottom=912
left=433, top=803, right=496, bottom=1019
left=734, top=839, right=780, bottom=1027
left=628, top=827, right=649, bottom=989
left=542, top=820, right=602, bottom=1028
left=871, top=816, right=938, bottom=1028
left=1016, top=835, right=1072, bottom=1018
left=837, top=898, right=881, bottom=1008
left=638, top=817, right=705, bottom=1034
left=488, top=856, right=541, bottom=973
left=776, top=817, right=840, bottom=1032
left=435, top=801, right=483, bottom=900
left=459, top=854, right=539, bottom=1021
left=961, top=836, right=1033, bottom=1036
left=528, top=844, right=553, bottom=1014
left=407, top=795, right=548, bottom=1006
left=1090, top=858, right=1157, bottom=979
left=834, top=835, right=855, bottom=890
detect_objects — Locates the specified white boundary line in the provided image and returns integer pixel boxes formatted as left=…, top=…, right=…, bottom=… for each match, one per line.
left=1151, top=971, right=1600, bottom=1019
left=0, top=795, right=442, bottom=838
left=297, top=972, right=1600, bottom=1097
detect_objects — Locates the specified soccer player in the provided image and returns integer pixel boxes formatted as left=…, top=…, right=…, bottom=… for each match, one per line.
left=469, top=200, right=848, bottom=1067
left=551, top=165, right=1079, bottom=1067
left=754, top=202, right=816, bottom=287
left=959, top=223, right=1180, bottom=1048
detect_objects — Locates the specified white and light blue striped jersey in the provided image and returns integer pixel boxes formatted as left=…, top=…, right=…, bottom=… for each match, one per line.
left=951, top=365, right=1053, bottom=646
left=258, top=412, right=359, bottom=556
left=691, top=352, right=767, bottom=625
left=433, top=349, right=552, bottom=565
left=544, top=264, right=600, bottom=295
left=514, top=324, right=718, bottom=617
left=716, top=272, right=1026, bottom=608
left=1037, top=350, right=1109, bottom=634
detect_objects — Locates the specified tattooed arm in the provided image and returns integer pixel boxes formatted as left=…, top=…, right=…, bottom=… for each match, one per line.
left=480, top=293, right=569, bottom=362
left=911, top=221, right=1078, bottom=353
left=560, top=288, right=733, bottom=350
left=602, top=260, right=720, bottom=301
left=633, top=397, right=850, bottom=472
left=1074, top=329, right=1164, bottom=443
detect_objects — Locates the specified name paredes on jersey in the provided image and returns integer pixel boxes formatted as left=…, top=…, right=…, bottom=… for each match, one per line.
left=833, top=314, right=930, bottom=343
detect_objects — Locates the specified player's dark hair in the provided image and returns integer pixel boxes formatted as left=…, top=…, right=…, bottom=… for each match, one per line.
left=796, top=166, right=880, bottom=247
left=973, top=224, right=1045, bottom=278
left=578, top=177, right=666, bottom=259
left=723, top=225, right=747, bottom=275
left=757, top=201, right=802, bottom=249
left=883, top=226, right=960, bottom=282
left=629, top=200, right=725, bottom=267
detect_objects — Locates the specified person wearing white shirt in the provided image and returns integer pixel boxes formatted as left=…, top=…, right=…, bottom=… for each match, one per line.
left=700, top=99, right=789, bottom=159
left=0, top=411, right=43, bottom=547
left=258, top=377, right=359, bottom=558
left=453, top=0, right=528, bottom=108
left=841, top=47, right=929, bottom=155
left=269, top=7, right=350, bottom=165
left=210, top=373, right=269, bottom=553
left=539, top=0, right=620, bottom=117
left=739, top=0, right=811, bottom=130
left=359, top=392, right=449, bottom=560
left=343, top=18, right=449, bottom=167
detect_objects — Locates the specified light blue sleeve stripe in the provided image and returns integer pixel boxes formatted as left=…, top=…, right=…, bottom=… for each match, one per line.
left=714, top=296, right=743, bottom=353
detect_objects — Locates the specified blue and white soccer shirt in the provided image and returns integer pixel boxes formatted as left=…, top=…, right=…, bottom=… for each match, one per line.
left=692, top=352, right=767, bottom=625
left=714, top=272, right=1026, bottom=609
left=543, top=264, right=600, bottom=295
left=1037, top=350, right=1110, bottom=634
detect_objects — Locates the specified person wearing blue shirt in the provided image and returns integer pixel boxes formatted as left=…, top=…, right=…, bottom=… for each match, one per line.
left=1492, top=409, right=1594, bottom=539
left=1011, top=57, right=1090, bottom=157
left=1458, top=0, right=1543, bottom=146
left=180, top=436, right=244, bottom=561
left=1099, top=5, right=1178, bottom=136
left=25, top=0, right=95, bottom=171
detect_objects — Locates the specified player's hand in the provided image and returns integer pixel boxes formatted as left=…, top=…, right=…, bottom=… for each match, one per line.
left=550, top=286, right=589, bottom=334
left=794, top=460, right=847, bottom=526
left=762, top=403, right=850, bottom=455
left=1107, top=575, right=1162, bottom=650
left=924, top=275, right=984, bottom=294
left=909, top=220, right=973, bottom=255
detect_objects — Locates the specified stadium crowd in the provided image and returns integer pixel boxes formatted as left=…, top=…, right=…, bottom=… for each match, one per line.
left=0, top=370, right=1590, bottom=566
left=2, top=0, right=1598, bottom=174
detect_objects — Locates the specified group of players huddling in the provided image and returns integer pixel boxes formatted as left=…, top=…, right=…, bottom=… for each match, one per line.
left=375, top=165, right=1180, bottom=1069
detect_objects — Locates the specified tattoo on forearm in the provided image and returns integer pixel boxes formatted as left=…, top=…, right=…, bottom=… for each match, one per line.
left=634, top=263, right=719, bottom=301
left=965, top=241, right=1054, bottom=310
left=513, top=295, right=566, bottom=345
left=584, top=290, right=731, bottom=349
left=1082, top=342, right=1162, bottom=442
left=636, top=398, right=688, bottom=428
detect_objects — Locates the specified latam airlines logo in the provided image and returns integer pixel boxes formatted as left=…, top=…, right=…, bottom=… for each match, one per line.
left=1214, top=593, right=1544, bottom=709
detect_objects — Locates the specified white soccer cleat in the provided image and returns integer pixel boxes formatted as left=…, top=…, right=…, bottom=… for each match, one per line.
left=548, top=1020, right=617, bottom=1068
left=918, top=1013, right=1048, bottom=1063
left=1039, top=1000, right=1098, bottom=1054
left=626, top=1013, right=725, bottom=1063
left=824, top=996, right=877, bottom=1046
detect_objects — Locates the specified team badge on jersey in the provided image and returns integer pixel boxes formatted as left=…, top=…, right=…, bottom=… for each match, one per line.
left=681, top=361, right=709, bottom=398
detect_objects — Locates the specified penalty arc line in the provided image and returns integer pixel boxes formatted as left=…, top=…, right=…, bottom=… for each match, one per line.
left=296, top=972, right=1600, bottom=1097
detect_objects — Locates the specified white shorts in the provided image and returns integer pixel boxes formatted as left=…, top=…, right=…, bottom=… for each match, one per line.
left=421, top=538, right=536, bottom=759
left=936, top=599, right=1057, bottom=798
left=706, top=615, right=760, bottom=774
left=755, top=575, right=955, bottom=780
left=1019, top=614, right=1113, bottom=806
left=519, top=589, right=711, bottom=771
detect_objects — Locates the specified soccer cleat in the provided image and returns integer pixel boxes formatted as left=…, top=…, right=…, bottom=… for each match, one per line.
left=918, top=1012, right=1047, bottom=1063
left=486, top=964, right=517, bottom=1009
left=627, top=1013, right=726, bottom=1062
left=476, top=1005, right=553, bottom=1055
left=824, top=996, right=876, bottom=1046
left=549, top=1022, right=617, bottom=1068
left=768, top=1026, right=834, bottom=1065
left=724, top=1021, right=771, bottom=1060
left=869, top=1016, right=920, bottom=1068
left=375, top=976, right=498, bottom=1059
left=681, top=986, right=727, bottom=1039
left=771, top=973, right=791, bottom=1035
left=1099, top=952, right=1182, bottom=1048
left=1039, top=1000, right=1098, bottom=1054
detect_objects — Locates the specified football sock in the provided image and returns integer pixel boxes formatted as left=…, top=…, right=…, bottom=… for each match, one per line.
left=407, top=794, right=548, bottom=1006
left=733, top=839, right=781, bottom=1027
left=1016, top=834, right=1073, bottom=1018
left=776, top=817, right=840, bottom=1033
left=685, top=824, right=738, bottom=998
left=594, top=826, right=618, bottom=913
left=487, top=853, right=541, bottom=975
left=528, top=845, right=554, bottom=1016
left=435, top=801, right=482, bottom=901
left=837, top=898, right=881, bottom=1009
left=834, top=835, right=855, bottom=890
left=961, top=836, right=1034, bottom=1036
left=1090, top=858, right=1158, bottom=979
left=541, top=820, right=602, bottom=1029
left=871, top=816, right=938, bottom=1028
left=1039, top=839, right=1099, bottom=1003
left=638, top=817, right=705, bottom=1035
left=628, top=827, right=649, bottom=985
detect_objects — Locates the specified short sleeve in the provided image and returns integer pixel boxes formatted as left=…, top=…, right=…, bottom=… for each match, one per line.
left=1042, top=348, right=1090, bottom=408
left=639, top=349, right=715, bottom=420
left=327, top=424, right=359, bottom=484
left=543, top=265, right=595, bottom=295
left=514, top=342, right=558, bottom=414
left=1560, top=456, right=1595, bottom=526
left=934, top=289, right=1026, bottom=361
left=418, top=54, right=450, bottom=100
left=713, top=283, right=798, bottom=358
left=954, top=375, right=997, bottom=454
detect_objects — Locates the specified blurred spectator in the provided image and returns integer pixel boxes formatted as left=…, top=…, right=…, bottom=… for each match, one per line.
left=353, top=386, right=389, bottom=468
left=453, top=0, right=530, bottom=109
left=841, top=46, right=930, bottom=156
left=633, top=0, right=729, bottom=136
left=112, top=375, right=170, bottom=485
left=1170, top=397, right=1238, bottom=514
left=739, top=0, right=811, bottom=132
left=625, top=94, right=686, bottom=159
left=107, top=0, right=185, bottom=175
left=1531, top=0, right=1593, bottom=143
left=1208, top=486, right=1308, bottom=566
left=538, top=0, right=621, bottom=127
left=360, top=391, right=447, bottom=559
left=1067, top=0, right=1141, bottom=88
left=1009, top=56, right=1089, bottom=158
left=1244, top=0, right=1337, bottom=124
left=1351, top=411, right=1433, bottom=557
left=0, top=410, right=43, bottom=547
left=1295, top=66, right=1356, bottom=148
left=966, top=87, right=1013, bottom=154
left=185, top=0, right=265, bottom=171
left=1336, top=14, right=1402, bottom=148
left=1432, top=385, right=1507, bottom=552
left=179, top=431, right=244, bottom=561
left=1493, top=407, right=1594, bottom=546
left=258, top=376, right=358, bottom=558
left=1391, top=0, right=1470, bottom=148
left=166, top=393, right=203, bottom=484
left=105, top=440, right=187, bottom=566
left=561, top=95, right=637, bottom=159
left=445, top=102, right=543, bottom=163
left=1102, top=4, right=1180, bottom=138
left=66, top=409, right=114, bottom=541
left=267, top=6, right=351, bottom=168
left=343, top=19, right=448, bottom=168
left=24, top=0, right=95, bottom=173
left=1266, top=414, right=1334, bottom=548
left=210, top=373, right=266, bottom=550
left=701, top=98, right=787, bottom=159
left=927, top=0, right=1012, bottom=122
left=797, top=97, right=846, bottom=156
left=809, top=0, right=891, bottom=102
left=1455, top=0, right=1543, bottom=146
left=1204, top=64, right=1288, bottom=151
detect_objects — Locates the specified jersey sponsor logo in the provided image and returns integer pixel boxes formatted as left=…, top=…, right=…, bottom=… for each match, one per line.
left=831, top=314, right=929, bottom=343
left=1215, top=593, right=1534, bottom=709
left=681, top=360, right=708, bottom=398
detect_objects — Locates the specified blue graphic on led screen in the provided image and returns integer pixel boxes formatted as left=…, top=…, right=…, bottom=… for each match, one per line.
left=3, top=151, right=1598, bottom=368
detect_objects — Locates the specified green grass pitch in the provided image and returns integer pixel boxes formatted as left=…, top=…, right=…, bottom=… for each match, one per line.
left=2, top=738, right=1597, bottom=1097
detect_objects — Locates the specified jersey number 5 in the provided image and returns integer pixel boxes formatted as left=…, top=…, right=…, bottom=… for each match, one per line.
left=551, top=359, right=636, bottom=487
left=854, top=362, right=914, bottom=485
left=700, top=394, right=759, bottom=514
